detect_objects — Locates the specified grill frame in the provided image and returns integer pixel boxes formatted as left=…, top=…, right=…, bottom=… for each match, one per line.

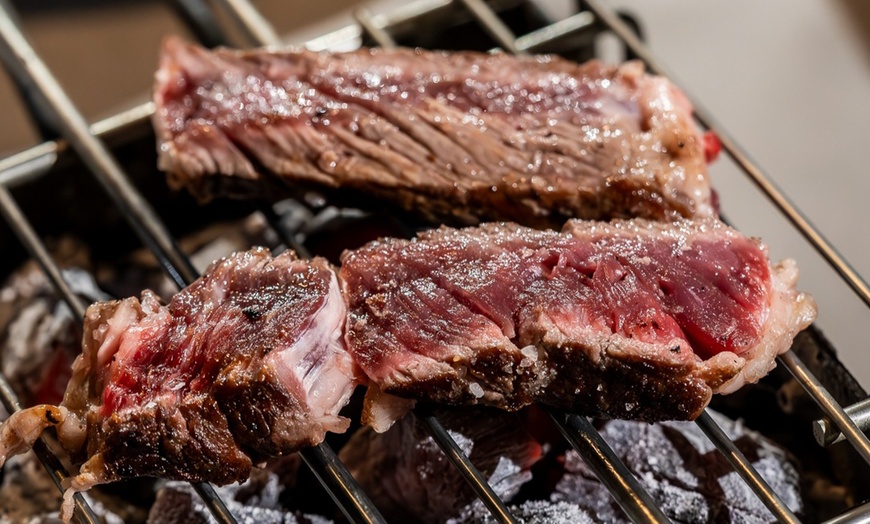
left=0, top=0, right=866, bottom=522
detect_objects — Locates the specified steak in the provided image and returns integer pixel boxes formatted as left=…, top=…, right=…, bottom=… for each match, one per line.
left=0, top=249, right=357, bottom=519
left=339, top=407, right=542, bottom=523
left=340, top=218, right=816, bottom=423
left=154, top=38, right=718, bottom=227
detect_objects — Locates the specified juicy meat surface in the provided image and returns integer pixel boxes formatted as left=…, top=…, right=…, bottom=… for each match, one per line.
left=339, top=407, right=542, bottom=523
left=0, top=249, right=357, bottom=518
left=154, top=38, right=717, bottom=227
left=340, top=218, right=816, bottom=422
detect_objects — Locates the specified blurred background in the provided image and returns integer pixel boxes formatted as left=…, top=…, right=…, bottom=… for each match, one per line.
left=1, top=0, right=869, bottom=387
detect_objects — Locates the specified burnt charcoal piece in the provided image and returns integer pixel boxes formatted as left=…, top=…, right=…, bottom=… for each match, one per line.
left=341, top=218, right=816, bottom=424
left=339, top=407, right=542, bottom=523
left=553, top=410, right=802, bottom=523
left=453, top=500, right=597, bottom=524
left=154, top=38, right=718, bottom=227
left=0, top=249, right=357, bottom=520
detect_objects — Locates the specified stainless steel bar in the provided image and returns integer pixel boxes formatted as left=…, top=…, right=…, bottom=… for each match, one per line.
left=582, top=0, right=870, bottom=311
left=354, top=18, right=518, bottom=522
left=0, top=187, right=240, bottom=524
left=0, top=3, right=197, bottom=290
left=212, top=0, right=282, bottom=47
left=814, top=398, right=870, bottom=447
left=514, top=11, right=595, bottom=52
left=459, top=0, right=524, bottom=54
left=419, top=414, right=519, bottom=524
left=354, top=8, right=397, bottom=48
left=822, top=501, right=870, bottom=524
left=170, top=0, right=233, bottom=48
left=0, top=184, right=86, bottom=319
left=694, top=412, right=800, bottom=523
left=578, top=0, right=870, bottom=468
left=549, top=411, right=670, bottom=524
left=0, top=370, right=99, bottom=524
left=299, top=445, right=386, bottom=524
left=779, top=351, right=870, bottom=464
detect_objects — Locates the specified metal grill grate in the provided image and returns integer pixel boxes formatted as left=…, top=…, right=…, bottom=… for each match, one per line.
left=0, top=0, right=866, bottom=522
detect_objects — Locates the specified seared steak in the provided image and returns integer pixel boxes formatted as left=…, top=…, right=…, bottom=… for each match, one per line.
left=154, top=38, right=718, bottom=227
left=0, top=249, right=357, bottom=518
left=341, top=218, right=816, bottom=423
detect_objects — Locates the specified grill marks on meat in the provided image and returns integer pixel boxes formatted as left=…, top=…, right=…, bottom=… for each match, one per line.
left=0, top=249, right=357, bottom=518
left=341, top=218, right=817, bottom=423
left=154, top=38, right=716, bottom=226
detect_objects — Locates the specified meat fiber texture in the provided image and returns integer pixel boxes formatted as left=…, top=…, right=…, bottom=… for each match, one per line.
left=341, top=218, right=816, bottom=425
left=0, top=249, right=357, bottom=520
left=154, top=37, right=718, bottom=227
left=552, top=410, right=802, bottom=523
left=338, top=407, right=542, bottom=523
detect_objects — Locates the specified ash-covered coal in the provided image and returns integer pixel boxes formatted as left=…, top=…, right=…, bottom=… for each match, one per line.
left=553, top=410, right=802, bottom=523
left=453, top=500, right=597, bottom=524
left=147, top=462, right=332, bottom=524
left=339, top=408, right=542, bottom=523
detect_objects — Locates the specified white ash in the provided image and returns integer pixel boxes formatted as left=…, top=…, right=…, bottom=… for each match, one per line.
left=451, top=500, right=597, bottom=524
left=553, top=410, right=802, bottom=523
left=147, top=472, right=331, bottom=524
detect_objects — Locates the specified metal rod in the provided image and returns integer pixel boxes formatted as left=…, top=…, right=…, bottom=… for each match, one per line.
left=211, top=0, right=282, bottom=47
left=419, top=413, right=519, bottom=524
left=169, top=0, right=233, bottom=48
left=458, top=0, right=524, bottom=55
left=0, top=184, right=86, bottom=319
left=694, top=412, right=799, bottom=523
left=515, top=11, right=595, bottom=53
left=822, top=500, right=870, bottom=524
left=0, top=372, right=99, bottom=524
left=548, top=411, right=670, bottom=524
left=582, top=0, right=870, bottom=311
left=0, top=185, right=240, bottom=524
left=354, top=9, right=397, bottom=48
left=779, top=351, right=870, bottom=464
left=0, top=2, right=197, bottom=290
left=353, top=16, right=519, bottom=523
left=299, top=446, right=386, bottom=524
left=814, top=398, right=870, bottom=447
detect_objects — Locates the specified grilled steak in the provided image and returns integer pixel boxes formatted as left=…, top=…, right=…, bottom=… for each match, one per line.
left=154, top=38, right=718, bottom=227
left=339, top=407, right=542, bottom=523
left=0, top=249, right=357, bottom=519
left=341, top=218, right=816, bottom=423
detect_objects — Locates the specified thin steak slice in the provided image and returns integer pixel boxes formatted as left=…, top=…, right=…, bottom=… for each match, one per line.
left=0, top=249, right=356, bottom=519
left=154, top=38, right=718, bottom=227
left=340, top=218, right=816, bottom=424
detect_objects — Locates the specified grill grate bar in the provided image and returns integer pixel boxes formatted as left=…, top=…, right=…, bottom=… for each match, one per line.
left=354, top=8, right=396, bottom=48
left=169, top=0, right=232, bottom=49
left=694, top=411, right=799, bottom=522
left=211, top=0, right=282, bottom=47
left=581, top=0, right=870, bottom=467
left=459, top=0, right=525, bottom=54
left=420, top=413, right=520, bottom=524
left=582, top=0, right=870, bottom=317
left=349, top=12, right=520, bottom=523
left=0, top=184, right=239, bottom=523
left=0, top=188, right=98, bottom=524
left=0, top=2, right=196, bottom=290
left=0, top=370, right=99, bottom=524
left=548, top=410, right=670, bottom=523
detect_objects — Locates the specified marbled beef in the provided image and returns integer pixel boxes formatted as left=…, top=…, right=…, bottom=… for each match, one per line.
left=341, top=218, right=816, bottom=423
left=154, top=38, right=718, bottom=227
